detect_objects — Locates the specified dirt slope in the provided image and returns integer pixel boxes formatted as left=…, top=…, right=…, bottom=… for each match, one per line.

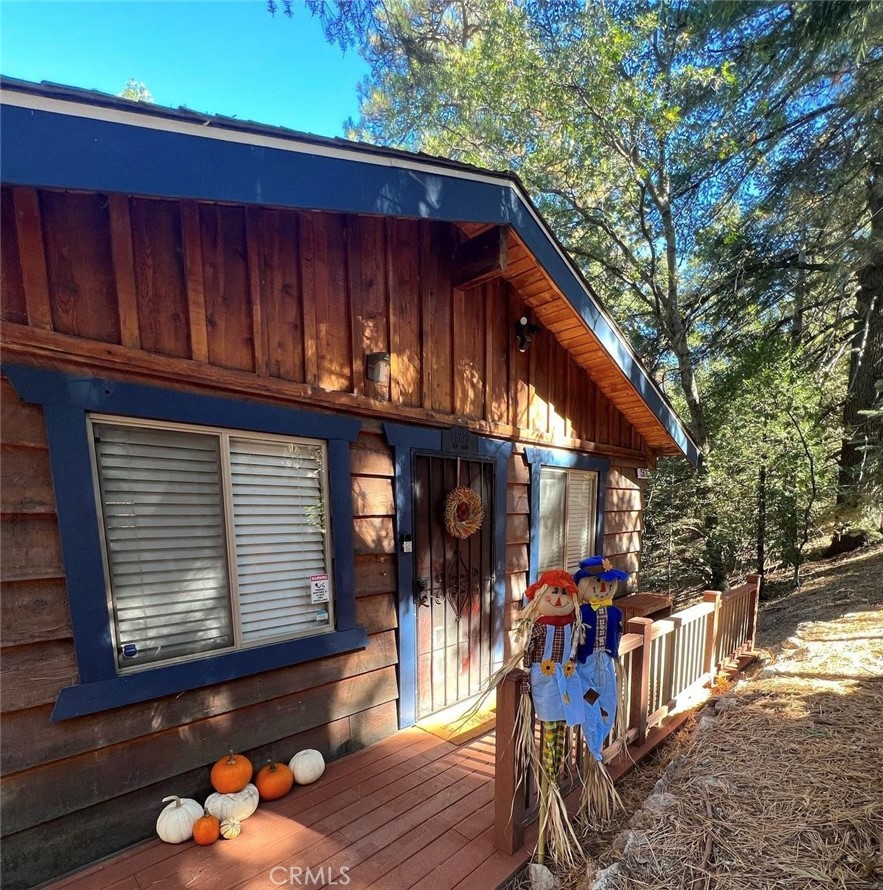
left=586, top=545, right=883, bottom=890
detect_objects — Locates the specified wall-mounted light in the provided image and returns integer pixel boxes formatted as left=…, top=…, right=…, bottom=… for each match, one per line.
left=515, top=316, right=541, bottom=352
left=366, top=352, right=391, bottom=387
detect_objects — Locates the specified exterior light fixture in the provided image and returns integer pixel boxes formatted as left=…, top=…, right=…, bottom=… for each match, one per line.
left=515, top=316, right=540, bottom=352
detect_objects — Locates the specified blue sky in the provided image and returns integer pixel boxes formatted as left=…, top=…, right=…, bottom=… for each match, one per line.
left=0, top=1, right=369, bottom=137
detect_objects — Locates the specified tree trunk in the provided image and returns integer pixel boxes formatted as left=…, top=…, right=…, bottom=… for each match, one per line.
left=830, top=146, right=883, bottom=552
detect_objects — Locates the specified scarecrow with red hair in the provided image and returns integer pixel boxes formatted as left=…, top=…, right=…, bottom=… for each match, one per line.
left=513, top=569, right=585, bottom=866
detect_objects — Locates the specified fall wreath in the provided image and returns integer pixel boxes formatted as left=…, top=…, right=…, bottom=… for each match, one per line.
left=443, top=486, right=485, bottom=539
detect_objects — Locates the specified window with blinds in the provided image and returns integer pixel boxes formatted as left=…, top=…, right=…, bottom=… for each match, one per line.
left=91, top=419, right=334, bottom=672
left=538, top=468, right=599, bottom=574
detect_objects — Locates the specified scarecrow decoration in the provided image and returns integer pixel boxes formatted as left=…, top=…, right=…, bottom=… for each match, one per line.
left=573, top=556, right=628, bottom=825
left=514, top=569, right=584, bottom=868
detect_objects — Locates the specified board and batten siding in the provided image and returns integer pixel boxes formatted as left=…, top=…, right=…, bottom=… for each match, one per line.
left=0, top=184, right=651, bottom=886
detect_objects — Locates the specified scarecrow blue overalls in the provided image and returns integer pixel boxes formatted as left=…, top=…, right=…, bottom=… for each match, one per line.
left=573, top=556, right=628, bottom=760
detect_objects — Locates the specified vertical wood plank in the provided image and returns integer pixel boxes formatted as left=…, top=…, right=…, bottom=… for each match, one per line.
left=311, top=213, right=352, bottom=392
left=509, top=296, right=530, bottom=429
left=484, top=283, right=494, bottom=423
left=245, top=206, right=268, bottom=377
left=40, top=191, right=120, bottom=343
left=427, top=223, right=454, bottom=415
left=702, top=591, right=721, bottom=680
left=130, top=198, right=190, bottom=359
left=388, top=218, right=421, bottom=406
left=1, top=187, right=27, bottom=325
left=260, top=208, right=304, bottom=382
left=453, top=283, right=484, bottom=419
left=180, top=201, right=209, bottom=363
left=348, top=216, right=389, bottom=400
left=494, top=669, right=526, bottom=854
left=107, top=194, right=141, bottom=350
left=199, top=204, right=253, bottom=372
left=298, top=212, right=319, bottom=387
left=11, top=187, right=52, bottom=331
left=488, top=278, right=510, bottom=426
left=597, top=390, right=610, bottom=444
left=629, top=617, right=652, bottom=744
left=420, top=222, right=433, bottom=409
left=746, top=574, right=761, bottom=648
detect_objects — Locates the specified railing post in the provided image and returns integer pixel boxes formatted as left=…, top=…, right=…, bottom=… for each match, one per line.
left=703, top=591, right=721, bottom=683
left=746, top=573, right=761, bottom=649
left=628, top=617, right=653, bottom=745
left=494, top=668, right=526, bottom=854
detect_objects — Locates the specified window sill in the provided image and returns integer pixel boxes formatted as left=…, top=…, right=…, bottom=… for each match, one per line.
left=52, top=626, right=368, bottom=721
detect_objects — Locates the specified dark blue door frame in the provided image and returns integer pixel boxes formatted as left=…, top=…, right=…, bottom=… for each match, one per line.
left=384, top=423, right=513, bottom=729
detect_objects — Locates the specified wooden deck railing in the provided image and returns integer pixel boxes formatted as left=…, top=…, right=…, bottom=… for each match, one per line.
left=494, top=575, right=760, bottom=853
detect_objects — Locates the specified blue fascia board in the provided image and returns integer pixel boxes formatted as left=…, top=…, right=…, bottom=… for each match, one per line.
left=0, top=99, right=698, bottom=465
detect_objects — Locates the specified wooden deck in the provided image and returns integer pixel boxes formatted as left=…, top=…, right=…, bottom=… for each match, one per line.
left=38, top=727, right=528, bottom=890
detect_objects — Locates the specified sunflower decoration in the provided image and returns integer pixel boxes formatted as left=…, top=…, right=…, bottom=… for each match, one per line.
left=443, top=486, right=485, bottom=539
left=562, top=660, right=576, bottom=677
left=540, top=658, right=556, bottom=677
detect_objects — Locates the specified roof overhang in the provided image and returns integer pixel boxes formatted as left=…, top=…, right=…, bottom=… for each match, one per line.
left=0, top=78, right=700, bottom=466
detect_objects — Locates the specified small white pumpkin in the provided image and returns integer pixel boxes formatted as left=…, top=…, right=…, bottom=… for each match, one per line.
left=204, top=782, right=259, bottom=822
left=156, top=795, right=202, bottom=844
left=220, top=817, right=242, bottom=839
left=289, top=749, right=326, bottom=785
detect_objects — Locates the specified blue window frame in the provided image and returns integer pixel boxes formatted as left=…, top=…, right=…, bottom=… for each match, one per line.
left=4, top=365, right=367, bottom=721
left=524, top=446, right=609, bottom=585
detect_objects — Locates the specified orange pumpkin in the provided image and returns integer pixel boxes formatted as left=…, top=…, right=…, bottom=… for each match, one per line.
left=255, top=760, right=295, bottom=801
left=210, top=750, right=253, bottom=794
left=192, top=812, right=220, bottom=846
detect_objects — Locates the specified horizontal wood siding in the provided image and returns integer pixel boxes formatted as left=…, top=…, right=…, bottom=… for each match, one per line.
left=605, top=465, right=646, bottom=592
left=504, top=449, right=531, bottom=658
left=0, top=382, right=399, bottom=888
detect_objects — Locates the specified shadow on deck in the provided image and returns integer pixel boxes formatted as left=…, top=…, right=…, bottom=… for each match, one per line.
left=38, top=727, right=527, bottom=890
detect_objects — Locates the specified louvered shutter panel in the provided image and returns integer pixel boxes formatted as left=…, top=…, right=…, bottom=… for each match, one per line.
left=93, top=423, right=233, bottom=669
left=538, top=469, right=567, bottom=572
left=565, top=470, right=597, bottom=573
left=229, top=438, right=333, bottom=642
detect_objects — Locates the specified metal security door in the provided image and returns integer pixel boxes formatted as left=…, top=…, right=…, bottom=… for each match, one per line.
left=412, top=455, right=494, bottom=719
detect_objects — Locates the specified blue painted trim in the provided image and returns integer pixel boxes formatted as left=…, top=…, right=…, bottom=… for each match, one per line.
left=383, top=422, right=512, bottom=727
left=3, top=366, right=360, bottom=442
left=0, top=98, right=697, bottom=465
left=3, top=364, right=365, bottom=720
left=42, top=404, right=118, bottom=682
left=524, top=447, right=610, bottom=587
left=390, top=444, right=417, bottom=729
left=52, top=627, right=369, bottom=721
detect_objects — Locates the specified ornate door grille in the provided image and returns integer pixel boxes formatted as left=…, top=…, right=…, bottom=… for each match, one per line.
left=412, top=454, right=495, bottom=719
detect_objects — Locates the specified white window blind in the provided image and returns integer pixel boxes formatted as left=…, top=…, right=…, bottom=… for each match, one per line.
left=538, top=469, right=567, bottom=572
left=564, top=470, right=598, bottom=573
left=93, top=423, right=233, bottom=669
left=92, top=419, right=333, bottom=672
left=229, top=438, right=332, bottom=642
left=538, top=467, right=599, bottom=574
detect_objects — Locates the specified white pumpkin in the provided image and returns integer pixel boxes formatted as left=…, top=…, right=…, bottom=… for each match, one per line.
left=220, top=817, right=242, bottom=839
left=156, top=795, right=202, bottom=844
left=289, top=749, right=325, bottom=785
left=204, top=783, right=259, bottom=821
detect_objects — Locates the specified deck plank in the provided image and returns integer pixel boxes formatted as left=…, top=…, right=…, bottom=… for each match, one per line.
left=37, top=729, right=509, bottom=890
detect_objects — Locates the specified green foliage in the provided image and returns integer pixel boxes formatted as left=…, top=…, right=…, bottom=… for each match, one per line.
left=119, top=79, right=153, bottom=103
left=290, top=0, right=883, bottom=588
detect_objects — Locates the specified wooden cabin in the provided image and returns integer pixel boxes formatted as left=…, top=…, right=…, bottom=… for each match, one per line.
left=0, top=78, right=698, bottom=889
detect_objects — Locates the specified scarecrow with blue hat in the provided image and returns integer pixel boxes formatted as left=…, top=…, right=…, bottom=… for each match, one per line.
left=572, top=555, right=628, bottom=824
